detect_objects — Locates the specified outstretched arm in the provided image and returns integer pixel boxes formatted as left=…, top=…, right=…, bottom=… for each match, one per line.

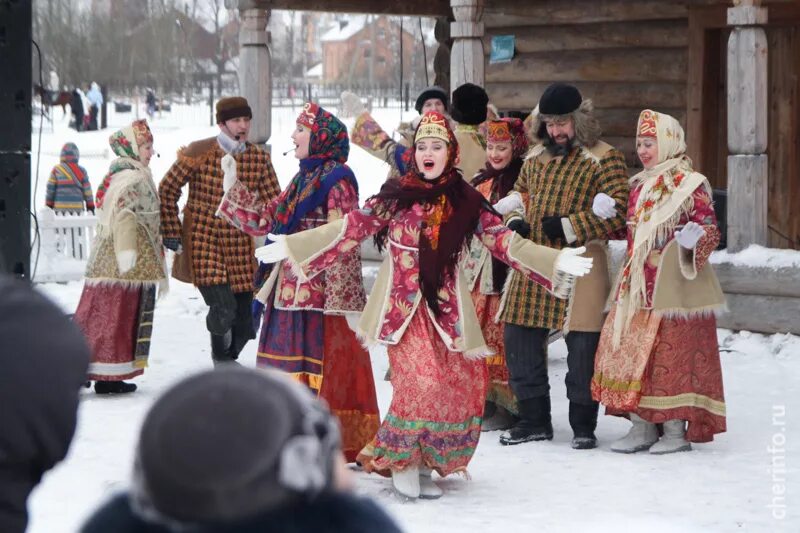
left=256, top=196, right=392, bottom=279
left=476, top=207, right=591, bottom=299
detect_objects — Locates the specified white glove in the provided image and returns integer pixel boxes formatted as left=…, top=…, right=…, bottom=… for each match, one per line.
left=221, top=153, right=237, bottom=193
left=345, top=313, right=361, bottom=332
left=493, top=194, right=524, bottom=216
left=117, top=250, right=137, bottom=274
left=340, top=91, right=366, bottom=118
left=554, top=246, right=593, bottom=277
left=254, top=233, right=288, bottom=264
left=592, top=193, right=617, bottom=220
left=674, top=221, right=705, bottom=249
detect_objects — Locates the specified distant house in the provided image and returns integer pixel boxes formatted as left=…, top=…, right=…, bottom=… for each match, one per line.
left=320, top=15, right=421, bottom=86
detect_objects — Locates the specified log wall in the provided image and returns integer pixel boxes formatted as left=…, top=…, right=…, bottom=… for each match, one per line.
left=483, top=0, right=694, bottom=171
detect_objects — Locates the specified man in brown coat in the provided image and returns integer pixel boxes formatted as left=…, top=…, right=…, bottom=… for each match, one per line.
left=160, top=97, right=281, bottom=365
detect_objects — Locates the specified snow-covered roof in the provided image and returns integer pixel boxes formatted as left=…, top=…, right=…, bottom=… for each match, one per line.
left=306, top=63, right=323, bottom=78
left=320, top=16, right=367, bottom=42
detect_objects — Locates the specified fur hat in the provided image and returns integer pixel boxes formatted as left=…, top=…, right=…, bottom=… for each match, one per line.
left=529, top=84, right=601, bottom=149
left=450, top=83, right=489, bottom=126
left=216, top=96, right=253, bottom=124
left=538, top=83, right=582, bottom=116
left=414, top=86, right=449, bottom=114
left=131, top=368, right=341, bottom=526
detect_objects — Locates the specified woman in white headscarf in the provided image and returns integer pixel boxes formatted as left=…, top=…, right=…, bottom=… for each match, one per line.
left=590, top=109, right=727, bottom=454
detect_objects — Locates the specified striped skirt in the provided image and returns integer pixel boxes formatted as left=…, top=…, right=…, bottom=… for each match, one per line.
left=258, top=298, right=380, bottom=463
left=74, top=282, right=155, bottom=381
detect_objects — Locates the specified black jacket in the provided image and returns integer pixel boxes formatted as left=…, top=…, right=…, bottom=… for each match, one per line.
left=81, top=491, right=404, bottom=533
left=0, top=276, right=90, bottom=533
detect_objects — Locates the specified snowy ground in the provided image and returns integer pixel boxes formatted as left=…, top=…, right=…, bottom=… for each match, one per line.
left=27, top=104, right=800, bottom=532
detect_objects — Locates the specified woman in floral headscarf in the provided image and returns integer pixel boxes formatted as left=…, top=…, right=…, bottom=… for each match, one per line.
left=251, top=111, right=593, bottom=500
left=591, top=109, right=727, bottom=454
left=73, top=119, right=166, bottom=394
left=464, top=118, right=529, bottom=431
left=217, top=103, right=380, bottom=465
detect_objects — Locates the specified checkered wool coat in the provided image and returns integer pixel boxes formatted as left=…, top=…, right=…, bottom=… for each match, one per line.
left=500, top=141, right=629, bottom=330
left=159, top=138, right=280, bottom=292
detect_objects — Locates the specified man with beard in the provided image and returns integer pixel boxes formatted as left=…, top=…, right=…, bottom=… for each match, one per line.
left=496, top=83, right=629, bottom=450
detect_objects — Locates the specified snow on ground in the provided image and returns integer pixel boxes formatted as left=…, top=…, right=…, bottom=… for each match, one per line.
left=27, top=105, right=800, bottom=532
left=711, top=245, right=800, bottom=270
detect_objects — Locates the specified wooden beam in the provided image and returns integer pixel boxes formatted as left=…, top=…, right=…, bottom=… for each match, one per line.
left=486, top=48, right=688, bottom=83
left=484, top=19, right=689, bottom=53
left=487, top=81, right=687, bottom=111
left=715, top=264, right=800, bottom=298
left=483, top=0, right=690, bottom=27
left=717, top=293, right=800, bottom=335
left=254, top=0, right=451, bottom=16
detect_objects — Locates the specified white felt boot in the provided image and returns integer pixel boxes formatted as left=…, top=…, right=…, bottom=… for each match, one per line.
left=418, top=467, right=443, bottom=499
left=649, top=419, right=692, bottom=455
left=610, top=414, right=659, bottom=454
left=392, top=465, right=420, bottom=500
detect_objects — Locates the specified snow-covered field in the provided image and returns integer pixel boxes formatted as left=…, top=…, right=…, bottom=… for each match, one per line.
left=27, top=104, right=800, bottom=532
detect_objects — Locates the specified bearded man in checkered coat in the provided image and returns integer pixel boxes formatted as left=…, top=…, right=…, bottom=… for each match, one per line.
left=159, top=97, right=280, bottom=365
left=496, top=83, right=629, bottom=450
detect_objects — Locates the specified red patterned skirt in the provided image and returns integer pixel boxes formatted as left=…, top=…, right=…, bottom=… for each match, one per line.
left=472, top=289, right=517, bottom=414
left=73, top=282, right=155, bottom=381
left=257, top=303, right=379, bottom=463
left=592, top=307, right=726, bottom=443
left=366, top=308, right=489, bottom=477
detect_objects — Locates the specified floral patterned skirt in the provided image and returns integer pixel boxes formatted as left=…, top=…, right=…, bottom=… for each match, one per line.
left=592, top=306, right=726, bottom=443
left=74, top=282, right=155, bottom=381
left=472, top=290, right=517, bottom=415
left=367, top=308, right=489, bottom=477
left=258, top=300, right=379, bottom=462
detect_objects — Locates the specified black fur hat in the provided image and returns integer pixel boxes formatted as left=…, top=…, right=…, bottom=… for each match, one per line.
left=450, top=83, right=489, bottom=126
left=538, top=83, right=582, bottom=116
left=414, top=86, right=449, bottom=114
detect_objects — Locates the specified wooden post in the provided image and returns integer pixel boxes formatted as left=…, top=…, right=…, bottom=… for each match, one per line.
left=726, top=0, right=768, bottom=252
left=450, top=0, right=485, bottom=92
left=238, top=3, right=272, bottom=146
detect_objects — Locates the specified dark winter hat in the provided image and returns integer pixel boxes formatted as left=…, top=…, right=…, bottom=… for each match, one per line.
left=538, top=83, right=583, bottom=116
left=414, top=86, right=449, bottom=114
left=450, top=83, right=489, bottom=126
left=216, top=96, right=252, bottom=124
left=131, top=368, right=341, bottom=526
left=0, top=276, right=90, bottom=531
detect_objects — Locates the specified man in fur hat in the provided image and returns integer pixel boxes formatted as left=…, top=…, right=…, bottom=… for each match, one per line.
left=449, top=82, right=489, bottom=180
left=495, top=83, right=629, bottom=450
left=159, top=96, right=281, bottom=366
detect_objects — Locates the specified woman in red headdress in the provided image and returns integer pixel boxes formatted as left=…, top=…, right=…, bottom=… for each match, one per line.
left=591, top=109, right=727, bottom=454
left=253, top=111, right=593, bottom=500
left=217, top=103, right=380, bottom=464
left=464, top=118, right=529, bottom=431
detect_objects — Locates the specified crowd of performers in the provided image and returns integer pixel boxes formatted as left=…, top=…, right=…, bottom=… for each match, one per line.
left=72, top=81, right=727, bottom=501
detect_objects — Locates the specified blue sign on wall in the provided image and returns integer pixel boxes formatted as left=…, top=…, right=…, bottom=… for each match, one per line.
left=490, top=35, right=515, bottom=64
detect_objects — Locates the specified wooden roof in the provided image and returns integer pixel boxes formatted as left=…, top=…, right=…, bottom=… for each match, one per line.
left=239, top=0, right=450, bottom=16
